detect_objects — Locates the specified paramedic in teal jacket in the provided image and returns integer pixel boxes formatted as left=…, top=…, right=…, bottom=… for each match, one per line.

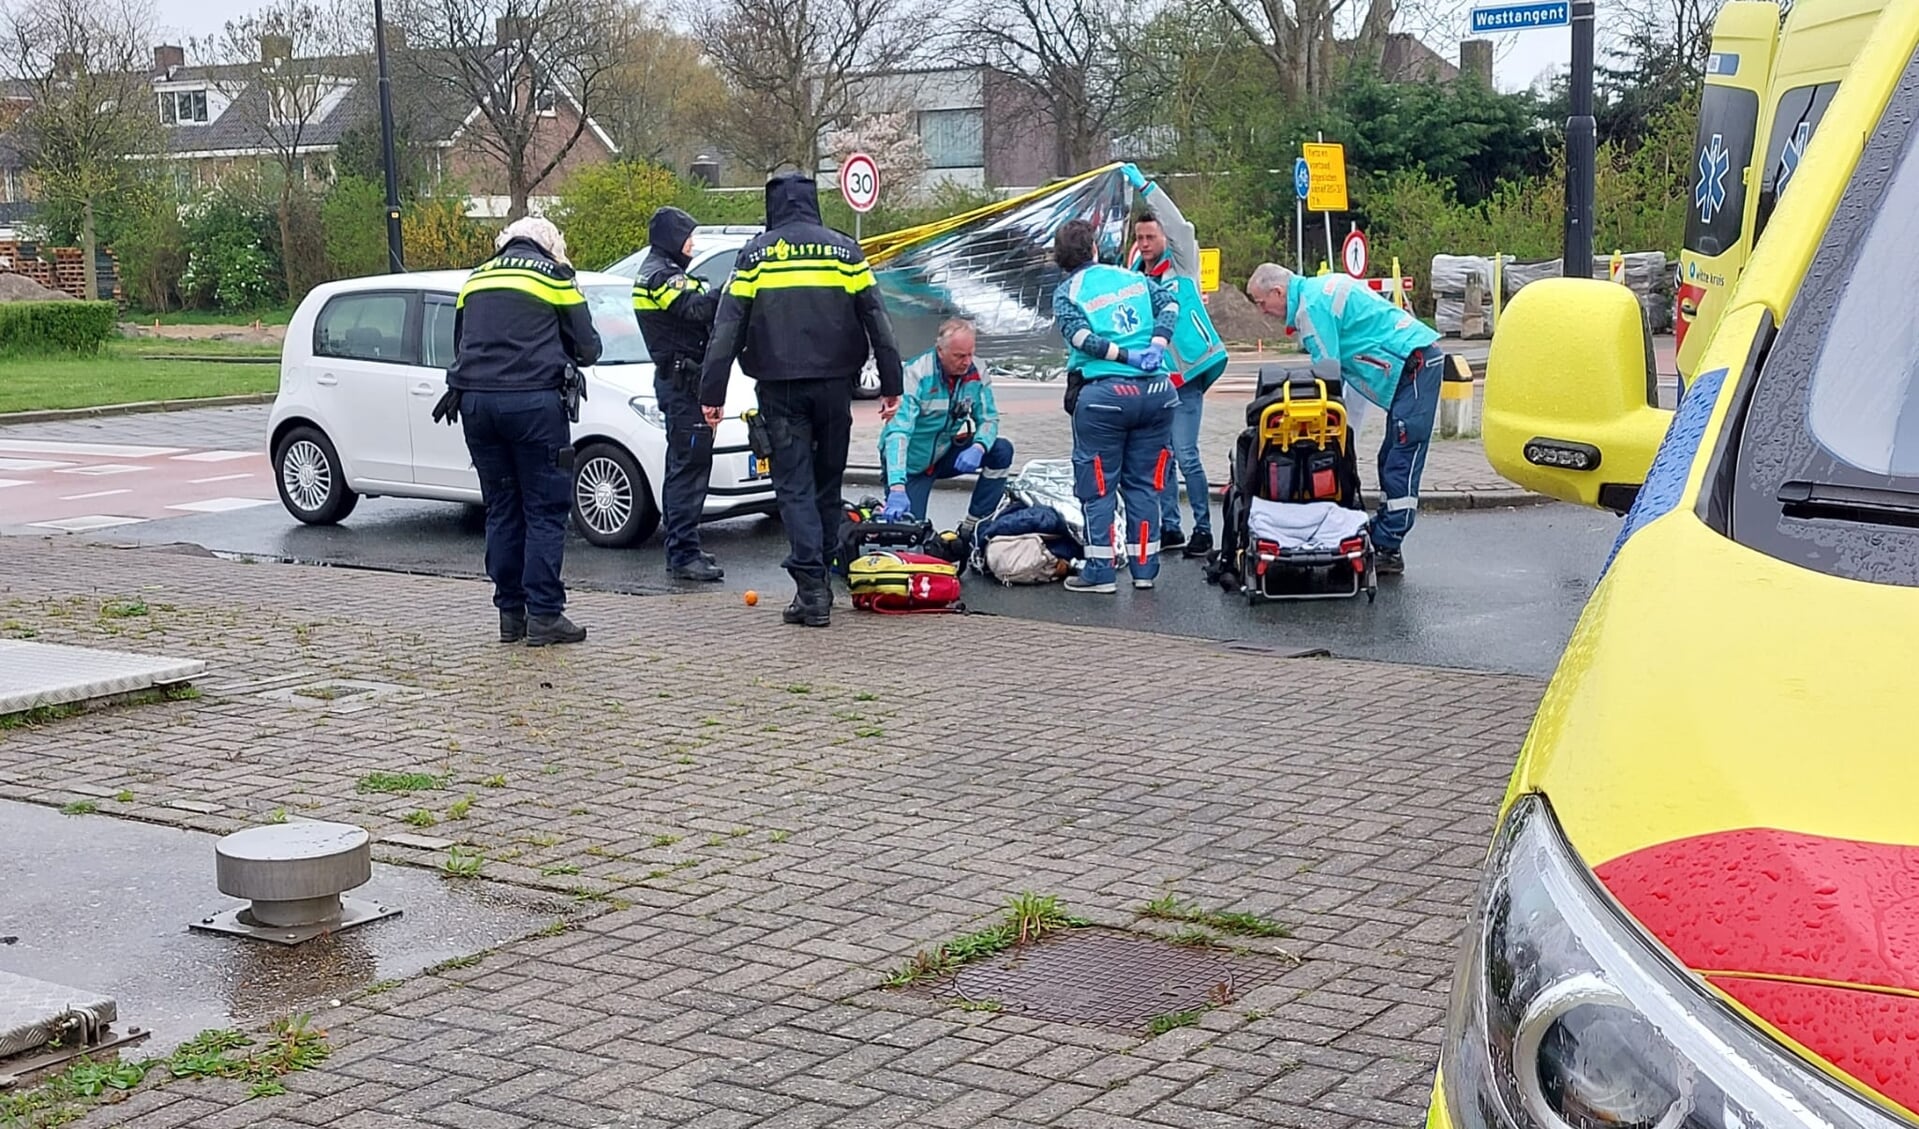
left=1246, top=262, right=1444, bottom=575
left=1053, top=218, right=1180, bottom=593
left=877, top=318, right=1013, bottom=525
left=1121, top=164, right=1229, bottom=561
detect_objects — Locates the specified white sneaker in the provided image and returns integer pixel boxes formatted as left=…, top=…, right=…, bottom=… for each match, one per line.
left=1064, top=575, right=1117, bottom=594
left=1133, top=578, right=1155, bottom=589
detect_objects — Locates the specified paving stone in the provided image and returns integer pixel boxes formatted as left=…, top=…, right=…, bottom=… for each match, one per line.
left=0, top=539, right=1539, bottom=1128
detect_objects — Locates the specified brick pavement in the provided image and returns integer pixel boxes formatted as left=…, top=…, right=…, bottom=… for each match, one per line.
left=0, top=540, right=1544, bottom=1127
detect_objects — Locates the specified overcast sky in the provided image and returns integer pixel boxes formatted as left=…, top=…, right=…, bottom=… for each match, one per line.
left=147, top=0, right=1585, bottom=95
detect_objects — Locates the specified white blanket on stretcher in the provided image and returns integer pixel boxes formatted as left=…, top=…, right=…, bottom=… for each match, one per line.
left=1247, top=498, right=1370, bottom=551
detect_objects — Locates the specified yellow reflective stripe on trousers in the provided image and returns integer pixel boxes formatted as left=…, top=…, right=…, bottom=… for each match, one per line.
left=729, top=260, right=874, bottom=299
left=457, top=268, right=585, bottom=308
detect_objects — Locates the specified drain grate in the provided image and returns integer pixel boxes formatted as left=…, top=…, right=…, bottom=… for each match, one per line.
left=938, top=928, right=1291, bottom=1030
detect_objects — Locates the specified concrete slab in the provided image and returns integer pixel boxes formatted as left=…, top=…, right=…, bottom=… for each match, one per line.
left=0, top=640, right=206, bottom=715
left=0, top=799, right=570, bottom=1052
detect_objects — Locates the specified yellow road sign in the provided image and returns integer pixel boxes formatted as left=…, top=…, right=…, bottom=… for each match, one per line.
left=1302, top=142, right=1348, bottom=213
left=1198, top=247, right=1220, bottom=292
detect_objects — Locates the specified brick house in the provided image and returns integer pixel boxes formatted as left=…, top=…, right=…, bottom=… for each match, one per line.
left=150, top=34, right=617, bottom=216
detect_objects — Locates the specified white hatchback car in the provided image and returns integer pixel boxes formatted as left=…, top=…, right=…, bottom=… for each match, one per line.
left=267, top=269, right=774, bottom=547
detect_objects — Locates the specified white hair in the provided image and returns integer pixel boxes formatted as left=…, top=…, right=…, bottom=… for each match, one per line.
left=497, top=216, right=570, bottom=266
left=1246, top=262, right=1293, bottom=299
left=935, top=318, right=976, bottom=348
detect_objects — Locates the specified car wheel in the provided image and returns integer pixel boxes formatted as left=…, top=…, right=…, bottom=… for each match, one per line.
left=274, top=426, right=359, bottom=525
left=572, top=442, right=660, bottom=548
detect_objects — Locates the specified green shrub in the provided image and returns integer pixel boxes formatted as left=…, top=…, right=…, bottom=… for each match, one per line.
left=0, top=301, right=118, bottom=354
left=550, top=161, right=683, bottom=271
left=105, top=176, right=189, bottom=312
left=322, top=176, right=391, bottom=280
left=180, top=182, right=283, bottom=312
left=402, top=197, right=494, bottom=271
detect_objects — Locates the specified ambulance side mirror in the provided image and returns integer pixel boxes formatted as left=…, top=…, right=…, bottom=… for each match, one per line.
left=1482, top=279, right=1672, bottom=513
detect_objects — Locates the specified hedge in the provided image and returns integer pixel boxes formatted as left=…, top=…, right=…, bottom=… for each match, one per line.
left=0, top=300, right=119, bottom=355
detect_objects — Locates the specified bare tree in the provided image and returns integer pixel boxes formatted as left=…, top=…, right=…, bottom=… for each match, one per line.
left=595, top=7, right=724, bottom=167
left=1214, top=0, right=1400, bottom=105
left=1, top=0, right=158, bottom=301
left=212, top=0, right=367, bottom=295
left=397, top=0, right=635, bottom=219
left=690, top=0, right=923, bottom=176
left=956, top=0, right=1148, bottom=174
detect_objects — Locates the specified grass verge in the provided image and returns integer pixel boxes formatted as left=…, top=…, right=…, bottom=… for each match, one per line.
left=0, top=345, right=277, bottom=414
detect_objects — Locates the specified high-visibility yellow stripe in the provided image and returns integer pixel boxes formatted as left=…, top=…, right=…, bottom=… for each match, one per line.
left=729, top=259, right=874, bottom=299
left=632, top=285, right=683, bottom=312
left=458, top=270, right=585, bottom=308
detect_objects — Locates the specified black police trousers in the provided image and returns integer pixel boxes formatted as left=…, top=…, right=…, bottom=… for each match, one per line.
left=460, top=388, right=572, bottom=616
left=756, top=376, right=853, bottom=579
left=654, top=367, right=714, bottom=567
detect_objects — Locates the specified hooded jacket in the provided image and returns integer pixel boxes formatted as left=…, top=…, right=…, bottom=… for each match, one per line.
left=699, top=173, right=903, bottom=406
left=632, top=207, right=718, bottom=380
left=448, top=236, right=602, bottom=394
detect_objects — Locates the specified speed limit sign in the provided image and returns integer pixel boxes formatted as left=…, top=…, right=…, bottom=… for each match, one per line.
left=839, top=152, right=880, bottom=214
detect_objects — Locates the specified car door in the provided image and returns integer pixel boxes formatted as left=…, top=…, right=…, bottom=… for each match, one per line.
left=311, top=290, right=418, bottom=485
left=407, top=292, right=481, bottom=492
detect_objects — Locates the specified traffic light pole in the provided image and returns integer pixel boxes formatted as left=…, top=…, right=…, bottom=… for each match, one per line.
left=1564, top=0, right=1596, bottom=278
left=374, top=0, right=406, bottom=273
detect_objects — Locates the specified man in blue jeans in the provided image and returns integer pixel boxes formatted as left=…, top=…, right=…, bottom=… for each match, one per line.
left=1053, top=219, right=1180, bottom=592
left=1121, top=165, right=1229, bottom=560
left=1246, top=262, right=1443, bottom=575
left=878, top=319, right=1014, bottom=532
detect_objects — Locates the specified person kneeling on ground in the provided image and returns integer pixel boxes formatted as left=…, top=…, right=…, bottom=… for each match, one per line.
left=877, top=318, right=1013, bottom=535
left=1244, top=262, right=1443, bottom=576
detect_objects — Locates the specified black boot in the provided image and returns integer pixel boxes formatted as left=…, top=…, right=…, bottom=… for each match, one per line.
left=527, top=612, right=587, bottom=646
left=1182, top=530, right=1214, bottom=559
left=781, top=573, right=832, bottom=627
left=669, top=556, right=725, bottom=582
left=499, top=609, right=527, bottom=643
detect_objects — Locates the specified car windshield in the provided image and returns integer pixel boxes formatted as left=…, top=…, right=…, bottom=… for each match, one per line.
left=584, top=283, right=649, bottom=365
left=1730, top=54, right=1919, bottom=586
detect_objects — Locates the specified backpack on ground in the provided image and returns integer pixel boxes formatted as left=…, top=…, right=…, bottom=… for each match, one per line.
left=981, top=533, right=1066, bottom=585
left=846, top=550, right=964, bottom=614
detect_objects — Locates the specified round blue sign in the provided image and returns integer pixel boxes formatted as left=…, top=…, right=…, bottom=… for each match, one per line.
left=1294, top=158, right=1311, bottom=200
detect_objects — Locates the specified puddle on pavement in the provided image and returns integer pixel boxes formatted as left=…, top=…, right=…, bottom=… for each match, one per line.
left=0, top=799, right=567, bottom=1052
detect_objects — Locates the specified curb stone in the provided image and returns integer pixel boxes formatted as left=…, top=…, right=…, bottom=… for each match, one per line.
left=0, top=393, right=275, bottom=426
left=840, top=466, right=1549, bottom=513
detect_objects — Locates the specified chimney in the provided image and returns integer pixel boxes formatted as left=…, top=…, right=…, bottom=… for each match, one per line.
left=495, top=17, right=525, bottom=45
left=1459, top=39, right=1494, bottom=86
left=260, top=33, right=293, bottom=67
left=153, top=44, right=185, bottom=77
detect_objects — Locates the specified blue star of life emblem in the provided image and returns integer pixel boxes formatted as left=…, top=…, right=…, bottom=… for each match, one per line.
left=1696, top=133, right=1731, bottom=224
left=1113, top=304, right=1141, bottom=334
left=1778, top=121, right=1812, bottom=192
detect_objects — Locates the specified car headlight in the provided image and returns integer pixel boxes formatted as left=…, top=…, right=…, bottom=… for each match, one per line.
left=1442, top=796, right=1908, bottom=1129
left=628, top=396, right=666, bottom=429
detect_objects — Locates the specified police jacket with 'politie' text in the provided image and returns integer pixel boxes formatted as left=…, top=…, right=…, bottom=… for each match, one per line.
left=699, top=173, right=903, bottom=407
left=631, top=207, right=718, bottom=375
left=448, top=237, right=601, bottom=394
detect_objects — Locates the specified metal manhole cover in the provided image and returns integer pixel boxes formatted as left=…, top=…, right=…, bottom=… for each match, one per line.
left=939, top=928, right=1291, bottom=1030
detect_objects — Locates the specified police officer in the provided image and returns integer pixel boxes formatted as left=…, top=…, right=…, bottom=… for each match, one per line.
left=632, top=207, right=724, bottom=582
left=700, top=172, right=903, bottom=628
left=436, top=216, right=600, bottom=645
left=1052, top=218, right=1179, bottom=593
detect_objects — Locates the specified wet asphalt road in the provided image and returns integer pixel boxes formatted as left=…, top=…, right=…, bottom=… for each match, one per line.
left=77, top=490, right=1618, bottom=677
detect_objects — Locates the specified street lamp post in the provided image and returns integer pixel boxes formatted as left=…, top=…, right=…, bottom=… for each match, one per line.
left=1563, top=0, right=1597, bottom=278
left=373, top=0, right=405, bottom=273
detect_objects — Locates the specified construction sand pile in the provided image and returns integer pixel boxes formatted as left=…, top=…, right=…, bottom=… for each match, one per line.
left=1203, top=285, right=1291, bottom=348
left=0, top=273, right=73, bottom=302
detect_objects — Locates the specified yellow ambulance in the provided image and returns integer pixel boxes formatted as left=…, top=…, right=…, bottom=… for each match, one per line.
left=1675, top=0, right=1884, bottom=379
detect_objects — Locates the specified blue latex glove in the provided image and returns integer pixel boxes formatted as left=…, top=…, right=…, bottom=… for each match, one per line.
left=881, top=487, right=912, bottom=522
left=1132, top=344, right=1165, bottom=373
left=952, top=443, right=985, bottom=474
left=1121, top=164, right=1149, bottom=192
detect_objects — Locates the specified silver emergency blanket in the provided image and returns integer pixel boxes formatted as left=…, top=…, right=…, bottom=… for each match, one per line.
left=1005, top=458, right=1126, bottom=555
left=0, top=969, right=117, bottom=1058
left=866, top=164, right=1134, bottom=382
